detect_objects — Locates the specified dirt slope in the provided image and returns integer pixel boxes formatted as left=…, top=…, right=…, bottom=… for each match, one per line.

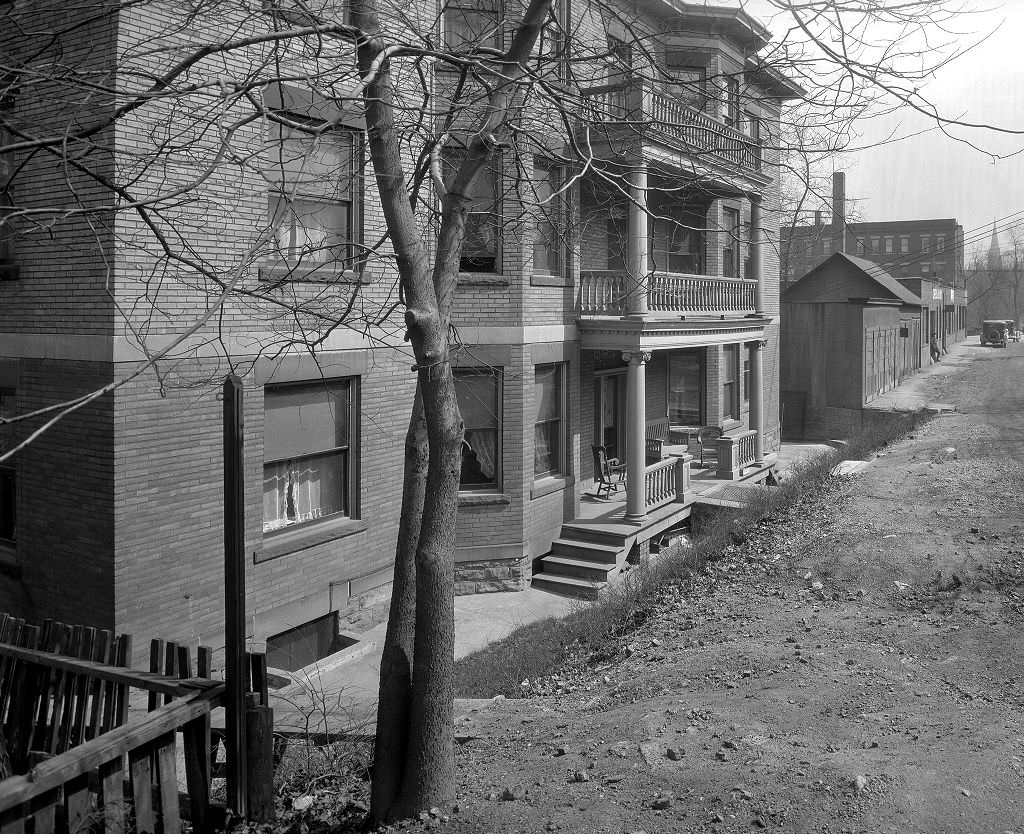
left=427, top=342, right=1024, bottom=834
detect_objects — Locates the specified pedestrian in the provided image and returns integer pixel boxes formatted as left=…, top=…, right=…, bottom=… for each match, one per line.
left=929, top=334, right=941, bottom=363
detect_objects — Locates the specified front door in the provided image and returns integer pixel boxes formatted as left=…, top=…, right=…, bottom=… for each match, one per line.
left=597, top=372, right=626, bottom=462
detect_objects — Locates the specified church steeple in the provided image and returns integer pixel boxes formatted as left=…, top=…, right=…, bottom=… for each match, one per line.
left=988, top=221, right=1002, bottom=270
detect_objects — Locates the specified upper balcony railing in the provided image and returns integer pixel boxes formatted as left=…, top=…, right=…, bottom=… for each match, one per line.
left=578, top=270, right=757, bottom=316
left=589, top=79, right=763, bottom=173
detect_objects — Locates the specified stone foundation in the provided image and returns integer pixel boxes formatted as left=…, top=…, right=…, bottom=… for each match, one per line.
left=455, top=557, right=531, bottom=595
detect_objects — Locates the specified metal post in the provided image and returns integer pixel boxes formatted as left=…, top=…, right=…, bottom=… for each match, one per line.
left=223, top=374, right=247, bottom=819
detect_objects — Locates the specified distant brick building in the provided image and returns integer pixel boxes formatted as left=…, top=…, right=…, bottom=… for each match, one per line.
left=0, top=1, right=799, bottom=670
left=782, top=217, right=965, bottom=288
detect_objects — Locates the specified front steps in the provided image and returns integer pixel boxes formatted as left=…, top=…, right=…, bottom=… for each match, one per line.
left=531, top=523, right=633, bottom=599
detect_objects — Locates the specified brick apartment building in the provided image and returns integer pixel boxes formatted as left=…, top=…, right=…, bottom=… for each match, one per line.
left=0, top=1, right=800, bottom=669
left=782, top=216, right=965, bottom=288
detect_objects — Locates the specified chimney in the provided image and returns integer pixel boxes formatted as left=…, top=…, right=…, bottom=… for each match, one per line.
left=832, top=172, right=846, bottom=253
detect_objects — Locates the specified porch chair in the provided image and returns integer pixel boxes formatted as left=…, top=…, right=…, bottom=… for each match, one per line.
left=696, top=426, right=723, bottom=468
left=592, top=445, right=626, bottom=498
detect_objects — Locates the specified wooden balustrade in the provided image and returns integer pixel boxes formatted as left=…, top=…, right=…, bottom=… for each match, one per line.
left=592, top=80, right=762, bottom=172
left=579, top=271, right=757, bottom=316
left=643, top=456, right=678, bottom=511
left=715, top=429, right=758, bottom=480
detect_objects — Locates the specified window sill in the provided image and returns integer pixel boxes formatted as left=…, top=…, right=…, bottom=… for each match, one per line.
left=258, top=261, right=370, bottom=284
left=531, top=273, right=572, bottom=287
left=458, top=492, right=510, bottom=507
left=457, top=272, right=510, bottom=286
left=257, top=516, right=367, bottom=562
left=530, top=474, right=573, bottom=500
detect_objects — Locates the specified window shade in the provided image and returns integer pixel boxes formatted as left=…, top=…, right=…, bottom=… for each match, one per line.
left=264, top=380, right=350, bottom=461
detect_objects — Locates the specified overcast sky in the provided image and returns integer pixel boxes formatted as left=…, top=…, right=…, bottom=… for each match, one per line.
left=746, top=1, right=1024, bottom=259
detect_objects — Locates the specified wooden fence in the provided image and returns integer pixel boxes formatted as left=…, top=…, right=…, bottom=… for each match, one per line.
left=0, top=613, right=273, bottom=834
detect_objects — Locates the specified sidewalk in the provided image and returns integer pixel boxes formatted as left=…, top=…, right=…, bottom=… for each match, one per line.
left=864, top=338, right=976, bottom=412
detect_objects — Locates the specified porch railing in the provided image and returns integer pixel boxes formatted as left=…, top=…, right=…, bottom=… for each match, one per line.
left=643, top=455, right=690, bottom=511
left=716, top=429, right=758, bottom=480
left=579, top=270, right=757, bottom=316
left=591, top=79, right=762, bottom=172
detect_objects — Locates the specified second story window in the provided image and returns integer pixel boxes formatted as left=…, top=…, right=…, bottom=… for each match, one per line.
left=267, top=118, right=360, bottom=269
left=532, top=161, right=565, bottom=277
left=665, top=53, right=707, bottom=111
left=884, top=236, right=894, bottom=254
left=444, top=148, right=501, bottom=273
left=900, top=236, right=910, bottom=253
left=935, top=234, right=946, bottom=252
left=722, top=207, right=740, bottom=278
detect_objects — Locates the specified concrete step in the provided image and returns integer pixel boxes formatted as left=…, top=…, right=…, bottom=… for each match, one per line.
left=541, top=554, right=617, bottom=582
left=531, top=572, right=606, bottom=600
left=548, top=538, right=621, bottom=563
left=559, top=523, right=633, bottom=548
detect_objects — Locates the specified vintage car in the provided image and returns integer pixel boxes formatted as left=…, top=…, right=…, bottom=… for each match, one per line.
left=981, top=319, right=1010, bottom=347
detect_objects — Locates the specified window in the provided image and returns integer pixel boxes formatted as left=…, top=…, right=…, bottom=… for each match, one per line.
left=455, top=368, right=501, bottom=489
left=668, top=350, right=703, bottom=426
left=606, top=36, right=633, bottom=114
left=533, top=363, right=565, bottom=478
left=884, top=236, right=894, bottom=254
left=650, top=197, right=705, bottom=274
left=444, top=0, right=501, bottom=50
left=532, top=161, right=565, bottom=277
left=263, top=379, right=355, bottom=533
left=444, top=148, right=501, bottom=273
left=900, top=236, right=910, bottom=254
left=722, top=207, right=740, bottom=278
left=870, top=237, right=880, bottom=253
left=724, top=75, right=740, bottom=128
left=722, top=344, right=739, bottom=421
left=921, top=235, right=931, bottom=251
left=935, top=234, right=946, bottom=252
left=856, top=239, right=866, bottom=255
left=665, top=55, right=706, bottom=110
left=267, top=117, right=360, bottom=269
left=743, top=344, right=753, bottom=403
left=822, top=238, right=832, bottom=255
left=0, top=388, right=14, bottom=546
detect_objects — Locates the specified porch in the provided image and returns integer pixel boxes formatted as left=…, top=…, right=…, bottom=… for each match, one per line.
left=531, top=446, right=777, bottom=599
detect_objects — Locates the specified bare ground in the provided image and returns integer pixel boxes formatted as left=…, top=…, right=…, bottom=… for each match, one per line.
left=418, top=342, right=1024, bottom=834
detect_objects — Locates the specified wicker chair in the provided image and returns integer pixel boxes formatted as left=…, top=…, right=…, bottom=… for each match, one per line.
left=592, top=445, right=626, bottom=498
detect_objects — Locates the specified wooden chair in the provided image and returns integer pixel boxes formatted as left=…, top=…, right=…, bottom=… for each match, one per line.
left=696, top=426, right=723, bottom=468
left=592, top=445, right=626, bottom=498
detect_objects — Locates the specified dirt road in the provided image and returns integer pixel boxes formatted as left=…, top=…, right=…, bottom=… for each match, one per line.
left=436, top=341, right=1024, bottom=834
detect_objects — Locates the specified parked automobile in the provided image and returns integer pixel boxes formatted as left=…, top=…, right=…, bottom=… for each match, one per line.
left=980, top=319, right=1010, bottom=347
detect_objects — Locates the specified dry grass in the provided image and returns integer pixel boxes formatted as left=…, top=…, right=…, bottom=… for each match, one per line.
left=455, top=409, right=934, bottom=698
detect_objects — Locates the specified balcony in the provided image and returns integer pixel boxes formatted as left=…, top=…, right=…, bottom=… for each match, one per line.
left=578, top=270, right=757, bottom=317
left=585, top=80, right=764, bottom=176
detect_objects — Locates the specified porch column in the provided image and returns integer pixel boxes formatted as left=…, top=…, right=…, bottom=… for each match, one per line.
left=750, top=195, right=764, bottom=314
left=751, top=339, right=764, bottom=464
left=627, top=163, right=649, bottom=316
left=749, top=196, right=765, bottom=463
left=623, top=350, right=650, bottom=522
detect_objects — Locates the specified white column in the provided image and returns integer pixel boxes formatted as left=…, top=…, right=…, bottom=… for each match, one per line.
left=750, top=195, right=764, bottom=314
left=751, top=340, right=764, bottom=463
left=749, top=196, right=765, bottom=463
left=627, top=163, right=649, bottom=316
left=623, top=350, right=650, bottom=522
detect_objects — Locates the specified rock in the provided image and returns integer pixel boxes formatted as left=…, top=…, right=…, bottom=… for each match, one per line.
left=716, top=749, right=730, bottom=761
left=485, top=792, right=499, bottom=801
left=501, top=786, right=523, bottom=801
left=428, top=807, right=442, bottom=818
left=291, top=796, right=315, bottom=812
left=552, top=746, right=567, bottom=756
left=961, top=788, right=971, bottom=797
left=853, top=775, right=868, bottom=794
left=722, top=739, right=737, bottom=749
left=571, top=770, right=590, bottom=783
left=652, top=792, right=674, bottom=810
left=666, top=747, right=684, bottom=761
left=810, top=581, right=824, bottom=591
left=752, top=816, right=767, bottom=828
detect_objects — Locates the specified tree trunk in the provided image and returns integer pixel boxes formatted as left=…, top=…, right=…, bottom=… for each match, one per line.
left=370, top=388, right=426, bottom=823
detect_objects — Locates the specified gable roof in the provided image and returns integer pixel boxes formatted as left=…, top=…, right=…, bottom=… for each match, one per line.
left=783, top=252, right=923, bottom=306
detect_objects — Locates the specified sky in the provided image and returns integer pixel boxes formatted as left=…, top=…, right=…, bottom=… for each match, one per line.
left=747, top=1, right=1024, bottom=260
